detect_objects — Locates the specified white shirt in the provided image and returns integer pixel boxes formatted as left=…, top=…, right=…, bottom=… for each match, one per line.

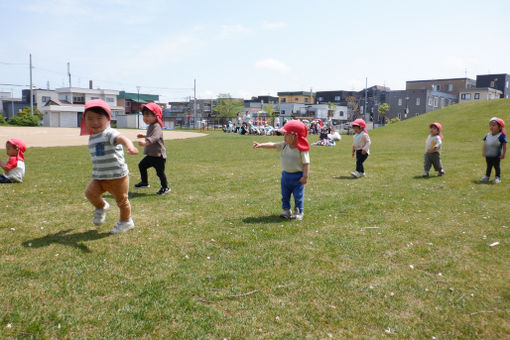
left=425, top=135, right=442, bottom=152
left=353, top=132, right=371, bottom=154
left=274, top=142, right=310, bottom=173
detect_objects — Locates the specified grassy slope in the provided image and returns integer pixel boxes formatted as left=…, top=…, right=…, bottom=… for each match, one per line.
left=1, top=100, right=509, bottom=338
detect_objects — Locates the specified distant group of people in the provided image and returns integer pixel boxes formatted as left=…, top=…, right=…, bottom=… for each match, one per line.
left=222, top=112, right=283, bottom=136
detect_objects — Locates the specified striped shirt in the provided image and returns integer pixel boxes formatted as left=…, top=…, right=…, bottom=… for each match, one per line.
left=88, top=127, right=129, bottom=180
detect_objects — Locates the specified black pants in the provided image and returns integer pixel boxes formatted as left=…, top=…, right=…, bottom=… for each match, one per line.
left=0, top=174, right=12, bottom=183
left=139, top=156, right=168, bottom=188
left=356, top=150, right=369, bottom=173
left=485, top=156, right=501, bottom=177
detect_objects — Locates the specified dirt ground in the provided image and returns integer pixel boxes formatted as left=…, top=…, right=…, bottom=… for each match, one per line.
left=0, top=126, right=207, bottom=148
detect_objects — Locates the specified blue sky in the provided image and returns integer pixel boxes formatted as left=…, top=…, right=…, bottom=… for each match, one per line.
left=1, top=0, right=509, bottom=102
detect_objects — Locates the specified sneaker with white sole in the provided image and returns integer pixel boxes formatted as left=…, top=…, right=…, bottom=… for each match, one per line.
left=359, top=172, right=366, bottom=177
left=437, top=170, right=445, bottom=176
left=494, top=176, right=501, bottom=183
left=422, top=172, right=429, bottom=177
left=480, top=176, right=490, bottom=182
left=93, top=201, right=110, bottom=226
left=351, top=171, right=360, bottom=178
left=279, top=209, right=291, bottom=219
left=292, top=208, right=304, bottom=221
left=156, top=187, right=171, bottom=195
left=134, top=182, right=150, bottom=189
left=110, top=219, right=135, bottom=234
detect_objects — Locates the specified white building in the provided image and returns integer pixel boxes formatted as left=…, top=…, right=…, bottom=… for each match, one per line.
left=41, top=87, right=124, bottom=128
left=459, top=87, right=502, bottom=103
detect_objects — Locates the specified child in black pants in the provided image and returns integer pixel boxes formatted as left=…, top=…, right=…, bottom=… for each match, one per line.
left=135, top=103, right=170, bottom=195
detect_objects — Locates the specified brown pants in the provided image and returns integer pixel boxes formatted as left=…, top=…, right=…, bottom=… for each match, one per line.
left=85, top=175, right=131, bottom=221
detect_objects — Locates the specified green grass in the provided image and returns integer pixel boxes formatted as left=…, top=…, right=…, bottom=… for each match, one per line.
left=1, top=100, right=510, bottom=338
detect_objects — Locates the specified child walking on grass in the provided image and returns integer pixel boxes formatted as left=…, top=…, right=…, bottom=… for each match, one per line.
left=350, top=119, right=371, bottom=178
left=423, top=122, right=445, bottom=177
left=0, top=138, right=26, bottom=183
left=81, top=99, right=139, bottom=234
left=481, top=117, right=507, bottom=183
left=253, top=120, right=310, bottom=220
left=134, top=103, right=170, bottom=195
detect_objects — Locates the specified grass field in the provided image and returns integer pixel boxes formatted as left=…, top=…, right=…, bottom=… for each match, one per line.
left=1, top=100, right=509, bottom=338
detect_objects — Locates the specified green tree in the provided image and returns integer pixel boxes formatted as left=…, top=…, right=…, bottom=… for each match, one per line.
left=377, top=103, right=389, bottom=126
left=213, top=94, right=245, bottom=118
left=19, top=106, right=43, bottom=120
left=262, top=103, right=276, bottom=123
left=346, top=96, right=360, bottom=119
left=9, top=106, right=41, bottom=126
left=327, top=102, right=337, bottom=119
left=0, top=114, right=7, bottom=125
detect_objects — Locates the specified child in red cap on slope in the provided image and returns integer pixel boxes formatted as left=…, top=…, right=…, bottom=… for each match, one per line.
left=0, top=138, right=26, bottom=183
left=350, top=119, right=371, bottom=178
left=134, top=103, right=170, bottom=195
left=481, top=117, right=507, bottom=183
left=423, top=122, right=445, bottom=177
left=253, top=120, right=310, bottom=220
left=81, top=99, right=139, bottom=234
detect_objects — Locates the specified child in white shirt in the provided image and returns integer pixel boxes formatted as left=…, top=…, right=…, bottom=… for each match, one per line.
left=423, top=122, right=444, bottom=177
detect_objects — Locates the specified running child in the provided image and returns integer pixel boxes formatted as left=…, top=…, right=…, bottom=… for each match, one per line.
left=423, top=122, right=445, bottom=177
left=253, top=120, right=310, bottom=220
left=0, top=138, right=26, bottom=183
left=134, top=103, right=170, bottom=195
left=350, top=119, right=371, bottom=178
left=481, top=117, right=507, bottom=183
left=81, top=99, right=139, bottom=234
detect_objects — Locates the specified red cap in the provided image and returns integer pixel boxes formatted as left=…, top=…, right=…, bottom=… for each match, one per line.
left=142, top=102, right=163, bottom=127
left=490, top=117, right=506, bottom=135
left=351, top=118, right=367, bottom=133
left=279, top=120, right=310, bottom=151
left=7, top=138, right=26, bottom=161
left=80, top=99, right=112, bottom=135
left=429, top=122, right=443, bottom=138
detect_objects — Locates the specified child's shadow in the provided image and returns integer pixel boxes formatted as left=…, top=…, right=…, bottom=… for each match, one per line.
left=472, top=180, right=492, bottom=185
left=242, top=215, right=288, bottom=224
left=22, top=229, right=112, bottom=253
left=103, top=192, right=151, bottom=199
left=333, top=176, right=357, bottom=180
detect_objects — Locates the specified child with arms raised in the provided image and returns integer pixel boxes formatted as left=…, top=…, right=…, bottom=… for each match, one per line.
left=253, top=120, right=310, bottom=220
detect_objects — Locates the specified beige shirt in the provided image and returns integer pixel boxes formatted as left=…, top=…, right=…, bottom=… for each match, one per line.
left=274, top=142, right=310, bottom=173
left=144, top=123, right=167, bottom=159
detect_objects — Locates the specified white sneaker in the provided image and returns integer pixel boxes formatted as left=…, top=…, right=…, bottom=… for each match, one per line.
left=279, top=209, right=291, bottom=219
left=110, top=219, right=135, bottom=234
left=93, top=201, right=110, bottom=226
left=292, top=208, right=304, bottom=221
left=480, top=176, right=490, bottom=182
left=494, top=177, right=501, bottom=183
left=360, top=172, right=366, bottom=177
left=351, top=171, right=360, bottom=178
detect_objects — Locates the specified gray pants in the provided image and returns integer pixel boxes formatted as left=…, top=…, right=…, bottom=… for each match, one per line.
left=424, top=152, right=443, bottom=172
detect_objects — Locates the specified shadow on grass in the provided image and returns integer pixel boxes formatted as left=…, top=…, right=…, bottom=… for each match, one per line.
left=472, top=179, right=492, bottom=185
left=102, top=192, right=152, bottom=199
left=333, top=176, right=357, bottom=180
left=242, top=215, right=289, bottom=224
left=22, top=229, right=112, bottom=253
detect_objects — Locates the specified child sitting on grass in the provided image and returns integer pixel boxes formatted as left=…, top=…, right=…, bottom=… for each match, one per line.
left=253, top=120, right=310, bottom=220
left=81, top=99, right=139, bottom=234
left=0, top=138, right=26, bottom=183
left=481, top=117, right=507, bottom=183
left=423, top=122, right=445, bottom=177
left=350, top=119, right=371, bottom=178
left=135, top=103, right=170, bottom=195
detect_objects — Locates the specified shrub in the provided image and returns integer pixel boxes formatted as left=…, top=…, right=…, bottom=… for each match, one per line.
left=9, top=113, right=41, bottom=126
left=0, top=115, right=7, bottom=125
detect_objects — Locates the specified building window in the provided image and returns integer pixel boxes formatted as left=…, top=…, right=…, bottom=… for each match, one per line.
left=105, top=97, right=114, bottom=103
left=281, top=110, right=285, bottom=115
left=91, top=96, right=99, bottom=100
left=434, top=97, right=439, bottom=107
left=416, top=97, right=420, bottom=106
left=318, top=97, right=323, bottom=101
left=428, top=97, right=433, bottom=106
left=41, top=96, right=51, bottom=103
left=73, top=96, right=85, bottom=103
left=490, top=81, right=495, bottom=88
left=398, top=98, right=402, bottom=106
left=461, top=93, right=471, bottom=100
left=294, top=97, right=299, bottom=101
left=334, top=96, right=341, bottom=101
left=506, top=81, right=509, bottom=89
left=474, top=93, right=480, bottom=100
left=447, top=84, right=453, bottom=91
left=281, top=98, right=286, bottom=103
left=304, top=98, right=309, bottom=103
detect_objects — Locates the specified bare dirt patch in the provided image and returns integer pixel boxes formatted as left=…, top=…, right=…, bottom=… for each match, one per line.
left=0, top=126, right=207, bottom=148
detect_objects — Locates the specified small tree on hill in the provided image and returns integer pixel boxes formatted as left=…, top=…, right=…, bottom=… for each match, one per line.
left=377, top=103, right=389, bottom=126
left=213, top=94, right=245, bottom=118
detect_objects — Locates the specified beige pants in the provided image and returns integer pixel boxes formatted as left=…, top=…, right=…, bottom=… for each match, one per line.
left=85, top=175, right=131, bottom=221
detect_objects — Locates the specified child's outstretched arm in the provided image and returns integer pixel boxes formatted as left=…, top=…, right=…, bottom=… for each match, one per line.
left=253, top=141, right=277, bottom=149
left=115, top=135, right=139, bottom=155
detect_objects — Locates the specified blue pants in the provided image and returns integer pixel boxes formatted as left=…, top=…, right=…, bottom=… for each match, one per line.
left=281, top=171, right=305, bottom=213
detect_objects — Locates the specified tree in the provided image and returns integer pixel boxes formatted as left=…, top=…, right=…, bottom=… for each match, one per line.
left=19, top=106, right=43, bottom=120
left=0, top=115, right=7, bottom=125
left=377, top=103, right=389, bottom=126
left=346, top=96, right=360, bottom=119
left=262, top=103, right=276, bottom=123
left=213, top=94, right=245, bottom=118
left=8, top=106, right=41, bottom=126
left=327, top=102, right=337, bottom=120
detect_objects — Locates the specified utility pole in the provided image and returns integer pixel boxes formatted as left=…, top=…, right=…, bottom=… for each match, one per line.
left=364, top=77, right=368, bottom=122
left=136, top=86, right=141, bottom=129
left=67, top=62, right=72, bottom=88
left=193, top=79, right=197, bottom=128
left=29, top=54, right=33, bottom=115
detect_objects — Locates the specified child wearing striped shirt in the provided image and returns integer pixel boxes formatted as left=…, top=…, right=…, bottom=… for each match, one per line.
left=81, top=99, right=139, bottom=234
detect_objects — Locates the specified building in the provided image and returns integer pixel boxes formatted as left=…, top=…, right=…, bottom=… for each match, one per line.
left=21, top=89, right=58, bottom=111
left=475, top=74, right=510, bottom=99
left=1, top=97, right=25, bottom=119
left=244, top=95, right=279, bottom=109
left=315, top=90, right=359, bottom=105
left=117, top=91, right=160, bottom=114
left=385, top=89, right=457, bottom=122
left=40, top=87, right=123, bottom=128
left=458, top=87, right=502, bottom=103
left=406, top=77, right=475, bottom=97
left=277, top=91, right=314, bottom=105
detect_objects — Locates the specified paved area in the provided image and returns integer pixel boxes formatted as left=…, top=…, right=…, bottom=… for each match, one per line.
left=0, top=126, right=207, bottom=148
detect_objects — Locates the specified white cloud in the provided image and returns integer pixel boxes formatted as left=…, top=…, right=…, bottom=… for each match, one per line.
left=255, top=58, right=291, bottom=74
left=262, top=22, right=287, bottom=30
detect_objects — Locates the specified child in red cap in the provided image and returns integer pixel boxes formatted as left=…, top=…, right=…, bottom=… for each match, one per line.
left=0, top=138, right=26, bottom=183
left=81, top=99, right=139, bottom=234
left=135, top=103, right=170, bottom=195
left=423, top=122, right=445, bottom=177
left=253, top=120, right=310, bottom=220
left=350, top=119, right=371, bottom=177
left=481, top=117, right=507, bottom=183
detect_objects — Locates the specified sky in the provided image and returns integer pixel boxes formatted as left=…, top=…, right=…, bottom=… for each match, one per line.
left=1, top=0, right=510, bottom=102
